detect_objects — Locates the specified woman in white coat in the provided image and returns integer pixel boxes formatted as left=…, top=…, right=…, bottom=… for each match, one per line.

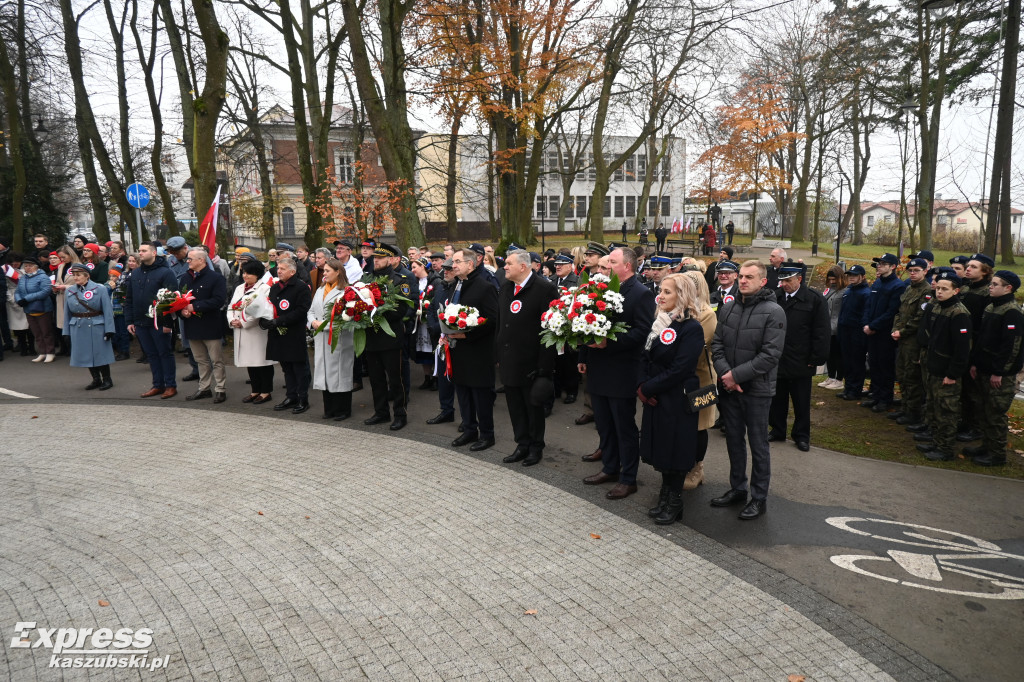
left=227, top=259, right=276, bottom=404
left=307, top=258, right=354, bottom=421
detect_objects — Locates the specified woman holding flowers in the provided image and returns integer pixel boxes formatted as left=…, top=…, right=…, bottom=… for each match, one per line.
left=638, top=273, right=706, bottom=526
left=228, top=259, right=276, bottom=404
left=307, top=259, right=354, bottom=420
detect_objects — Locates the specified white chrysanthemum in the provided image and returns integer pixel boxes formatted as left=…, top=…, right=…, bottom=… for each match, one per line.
left=590, top=273, right=610, bottom=283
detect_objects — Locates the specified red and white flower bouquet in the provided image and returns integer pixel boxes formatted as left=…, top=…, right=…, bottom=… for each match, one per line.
left=539, top=272, right=628, bottom=352
left=315, top=277, right=411, bottom=355
left=437, top=303, right=487, bottom=335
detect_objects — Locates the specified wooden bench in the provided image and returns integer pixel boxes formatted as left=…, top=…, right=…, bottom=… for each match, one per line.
left=664, top=237, right=699, bottom=256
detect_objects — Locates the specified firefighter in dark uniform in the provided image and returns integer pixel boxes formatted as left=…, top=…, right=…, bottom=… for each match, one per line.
left=363, top=243, right=414, bottom=430
left=915, top=269, right=972, bottom=461
left=575, top=242, right=611, bottom=433
left=710, top=260, right=739, bottom=316
left=964, top=270, right=1024, bottom=466
left=957, top=253, right=994, bottom=443
left=889, top=257, right=931, bottom=426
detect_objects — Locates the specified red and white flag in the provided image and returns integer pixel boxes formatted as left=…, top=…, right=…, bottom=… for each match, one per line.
left=198, top=185, right=221, bottom=257
left=671, top=217, right=682, bottom=234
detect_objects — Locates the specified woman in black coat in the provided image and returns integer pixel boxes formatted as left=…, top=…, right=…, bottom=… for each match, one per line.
left=637, top=273, right=706, bottom=525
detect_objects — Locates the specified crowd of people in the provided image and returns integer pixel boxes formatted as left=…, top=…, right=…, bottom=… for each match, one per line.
left=1, top=232, right=1020, bottom=524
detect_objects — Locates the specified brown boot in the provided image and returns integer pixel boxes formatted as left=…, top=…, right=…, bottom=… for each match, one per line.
left=683, top=462, right=704, bottom=491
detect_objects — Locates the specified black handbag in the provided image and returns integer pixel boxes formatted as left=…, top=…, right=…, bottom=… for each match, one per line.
left=686, top=345, right=718, bottom=413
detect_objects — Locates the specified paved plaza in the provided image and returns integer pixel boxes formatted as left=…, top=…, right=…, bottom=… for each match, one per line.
left=0, top=404, right=949, bottom=681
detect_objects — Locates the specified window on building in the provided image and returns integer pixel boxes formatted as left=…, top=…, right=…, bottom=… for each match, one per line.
left=614, top=196, right=624, bottom=217
left=661, top=196, right=670, bottom=217
left=588, top=154, right=596, bottom=181
left=547, top=151, right=559, bottom=173
left=625, top=155, right=636, bottom=180
left=549, top=196, right=559, bottom=218
left=626, top=195, right=636, bottom=217
left=576, top=195, right=588, bottom=218
left=648, top=197, right=658, bottom=217
left=603, top=196, right=611, bottom=217
left=575, top=157, right=586, bottom=181
left=537, top=195, right=547, bottom=217
left=567, top=196, right=577, bottom=218
left=336, top=152, right=354, bottom=184
left=638, top=154, right=647, bottom=179
left=660, top=156, right=670, bottom=181
left=614, top=165, right=624, bottom=182
left=867, top=215, right=874, bottom=227
left=281, top=207, right=295, bottom=236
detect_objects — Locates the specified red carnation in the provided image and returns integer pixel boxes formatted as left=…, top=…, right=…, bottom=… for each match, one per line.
left=448, top=315, right=457, bottom=324
left=568, top=312, right=577, bottom=320
left=585, top=313, right=597, bottom=323
left=353, top=314, right=362, bottom=321
left=572, top=302, right=583, bottom=310
left=588, top=292, right=598, bottom=299
left=597, top=282, right=608, bottom=290
left=457, top=319, right=467, bottom=329
left=595, top=300, right=607, bottom=311
left=459, top=311, right=468, bottom=319
left=477, top=317, right=486, bottom=325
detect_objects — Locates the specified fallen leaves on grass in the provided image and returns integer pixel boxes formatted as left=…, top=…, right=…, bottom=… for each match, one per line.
left=31, top=416, right=38, bottom=419
left=98, top=600, right=109, bottom=607
left=589, top=533, right=601, bottom=540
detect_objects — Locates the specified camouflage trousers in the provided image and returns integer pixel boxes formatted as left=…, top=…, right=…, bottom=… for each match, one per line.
left=896, top=340, right=924, bottom=420
left=925, top=376, right=962, bottom=455
left=979, top=374, right=1018, bottom=457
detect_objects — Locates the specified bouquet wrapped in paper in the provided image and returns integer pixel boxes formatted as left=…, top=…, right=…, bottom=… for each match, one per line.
left=146, top=288, right=197, bottom=329
left=314, top=277, right=410, bottom=355
left=539, top=272, right=628, bottom=353
left=437, top=303, right=487, bottom=335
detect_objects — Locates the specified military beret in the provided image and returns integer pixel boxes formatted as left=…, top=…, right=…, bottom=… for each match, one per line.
left=777, top=262, right=805, bottom=279
left=553, top=254, right=574, bottom=265
left=934, top=269, right=961, bottom=287
left=584, top=242, right=609, bottom=256
left=906, top=258, right=929, bottom=270
left=949, top=255, right=970, bottom=266
left=969, top=253, right=995, bottom=268
left=166, top=236, right=187, bottom=249
left=913, top=250, right=934, bottom=262
left=373, top=243, right=400, bottom=258
left=716, top=260, right=739, bottom=273
left=995, top=270, right=1020, bottom=291
left=845, top=264, right=866, bottom=276
left=467, top=243, right=486, bottom=256
left=871, top=253, right=899, bottom=266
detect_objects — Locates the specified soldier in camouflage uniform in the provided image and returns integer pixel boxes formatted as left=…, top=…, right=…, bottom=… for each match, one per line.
left=915, top=270, right=972, bottom=462
left=964, top=270, right=1024, bottom=467
left=957, top=253, right=994, bottom=442
left=889, top=258, right=932, bottom=426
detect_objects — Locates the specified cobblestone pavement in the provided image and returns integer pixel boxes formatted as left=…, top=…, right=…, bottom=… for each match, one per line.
left=0, top=404, right=919, bottom=681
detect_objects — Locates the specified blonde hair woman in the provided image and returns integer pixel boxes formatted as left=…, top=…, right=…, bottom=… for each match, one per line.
left=570, top=246, right=586, bottom=273
left=680, top=269, right=718, bottom=489
left=52, top=245, right=80, bottom=354
left=637, top=273, right=706, bottom=525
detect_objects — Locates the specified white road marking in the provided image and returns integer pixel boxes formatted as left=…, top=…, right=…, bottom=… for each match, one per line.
left=0, top=387, right=39, bottom=399
left=888, top=550, right=942, bottom=581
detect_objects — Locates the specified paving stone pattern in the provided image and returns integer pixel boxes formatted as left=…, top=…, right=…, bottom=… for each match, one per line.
left=1, top=405, right=893, bottom=681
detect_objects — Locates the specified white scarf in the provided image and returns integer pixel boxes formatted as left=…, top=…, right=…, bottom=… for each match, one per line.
left=645, top=311, right=678, bottom=350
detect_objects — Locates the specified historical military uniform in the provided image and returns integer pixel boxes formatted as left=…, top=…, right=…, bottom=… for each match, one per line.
left=965, top=270, right=1024, bottom=466
left=64, top=263, right=116, bottom=390
left=891, top=258, right=932, bottom=425
left=363, top=243, right=414, bottom=430
left=916, top=270, right=972, bottom=461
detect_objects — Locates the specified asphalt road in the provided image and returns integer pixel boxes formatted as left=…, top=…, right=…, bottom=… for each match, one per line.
left=1, top=348, right=1022, bottom=680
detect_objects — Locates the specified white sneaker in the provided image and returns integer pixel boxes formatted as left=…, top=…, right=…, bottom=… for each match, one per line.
left=43, top=354, right=55, bottom=363
left=817, top=378, right=831, bottom=387
left=31, top=355, right=45, bottom=363
left=826, top=378, right=844, bottom=389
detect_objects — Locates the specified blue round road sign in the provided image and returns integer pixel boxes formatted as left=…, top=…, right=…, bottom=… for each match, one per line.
left=126, top=183, right=151, bottom=209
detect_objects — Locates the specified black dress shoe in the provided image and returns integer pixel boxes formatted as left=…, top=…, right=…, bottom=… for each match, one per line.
left=767, top=431, right=785, bottom=442
left=795, top=440, right=810, bottom=452
left=213, top=392, right=227, bottom=404
left=859, top=398, right=879, bottom=408
left=321, top=412, right=337, bottom=419
left=563, top=393, right=577, bottom=405
left=922, top=449, right=954, bottom=461
left=905, top=422, right=929, bottom=433
left=426, top=411, right=455, bottom=425
left=871, top=401, right=891, bottom=413
left=886, top=411, right=904, bottom=420
left=186, top=389, right=213, bottom=401
left=333, top=412, right=351, bottom=422
left=503, top=447, right=529, bottom=463
left=956, top=429, right=983, bottom=442
left=291, top=401, right=310, bottom=414
left=98, top=379, right=113, bottom=391
left=274, top=398, right=299, bottom=411
left=522, top=453, right=542, bottom=466
left=451, top=431, right=479, bottom=447
left=389, top=416, right=407, bottom=431
left=85, top=378, right=102, bottom=391
left=739, top=498, right=766, bottom=520
left=839, top=392, right=863, bottom=401
left=363, top=413, right=390, bottom=425
left=710, top=489, right=748, bottom=507
left=470, top=438, right=495, bottom=452
left=181, top=372, right=199, bottom=382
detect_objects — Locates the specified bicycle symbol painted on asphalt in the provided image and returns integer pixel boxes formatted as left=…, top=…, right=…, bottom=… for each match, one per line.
left=827, top=517, right=1024, bottom=600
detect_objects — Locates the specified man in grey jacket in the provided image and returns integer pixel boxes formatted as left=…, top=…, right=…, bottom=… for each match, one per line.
left=710, top=259, right=786, bottom=520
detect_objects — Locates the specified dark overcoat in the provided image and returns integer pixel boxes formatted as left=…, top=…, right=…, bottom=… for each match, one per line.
left=447, top=267, right=499, bottom=388
left=265, top=275, right=312, bottom=363
left=775, top=285, right=831, bottom=378
left=496, top=273, right=557, bottom=387
left=638, top=317, right=704, bottom=472
left=178, top=266, right=228, bottom=340
left=363, top=267, right=413, bottom=353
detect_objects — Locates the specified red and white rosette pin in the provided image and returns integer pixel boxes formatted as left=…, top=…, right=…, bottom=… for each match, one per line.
left=83, top=290, right=94, bottom=300
left=510, top=300, right=523, bottom=314
left=279, top=299, right=290, bottom=311
left=86, top=262, right=95, bottom=270
left=723, top=294, right=735, bottom=305
left=659, top=328, right=676, bottom=345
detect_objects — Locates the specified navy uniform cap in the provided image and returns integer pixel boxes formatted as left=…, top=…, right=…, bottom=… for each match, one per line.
left=906, top=258, right=929, bottom=270
left=467, top=243, right=486, bottom=256
left=506, top=242, right=524, bottom=254
left=913, top=250, right=934, bottom=262
left=777, top=262, right=805, bottom=279
left=529, top=251, right=541, bottom=264
left=872, top=253, right=899, bottom=266
left=949, top=255, right=970, bottom=266
left=934, top=269, right=961, bottom=287
left=969, top=253, right=995, bottom=268
left=647, top=256, right=672, bottom=269
left=553, top=254, right=574, bottom=265
left=845, top=264, right=866, bottom=276
left=716, top=260, right=739, bottom=273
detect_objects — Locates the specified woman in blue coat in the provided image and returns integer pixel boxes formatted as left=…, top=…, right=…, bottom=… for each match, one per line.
left=638, top=273, right=706, bottom=525
left=63, top=263, right=116, bottom=390
left=14, top=257, right=57, bottom=362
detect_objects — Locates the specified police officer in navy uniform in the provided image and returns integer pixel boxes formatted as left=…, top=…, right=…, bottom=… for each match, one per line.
left=710, top=260, right=739, bottom=315
left=497, top=249, right=558, bottom=465
left=551, top=253, right=579, bottom=290
left=836, top=265, right=870, bottom=400
left=861, top=253, right=905, bottom=412
left=262, top=258, right=313, bottom=414
left=363, top=243, right=414, bottom=430
left=640, top=255, right=672, bottom=296
left=64, top=262, right=116, bottom=390
left=768, top=263, right=830, bottom=451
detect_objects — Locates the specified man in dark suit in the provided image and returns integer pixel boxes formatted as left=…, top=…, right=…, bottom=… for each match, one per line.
left=497, top=250, right=557, bottom=465
left=362, top=243, right=414, bottom=430
left=178, top=248, right=229, bottom=402
left=768, top=263, right=831, bottom=451
left=261, top=258, right=313, bottom=414
left=579, top=247, right=655, bottom=500
left=447, top=248, right=500, bottom=451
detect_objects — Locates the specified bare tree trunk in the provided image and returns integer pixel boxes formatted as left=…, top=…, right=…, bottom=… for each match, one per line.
left=0, top=38, right=27, bottom=251
left=986, top=0, right=1018, bottom=263
left=446, top=112, right=462, bottom=243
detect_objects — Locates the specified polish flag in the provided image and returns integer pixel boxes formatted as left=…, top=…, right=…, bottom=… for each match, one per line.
left=671, top=217, right=682, bottom=234
left=198, top=185, right=222, bottom=257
